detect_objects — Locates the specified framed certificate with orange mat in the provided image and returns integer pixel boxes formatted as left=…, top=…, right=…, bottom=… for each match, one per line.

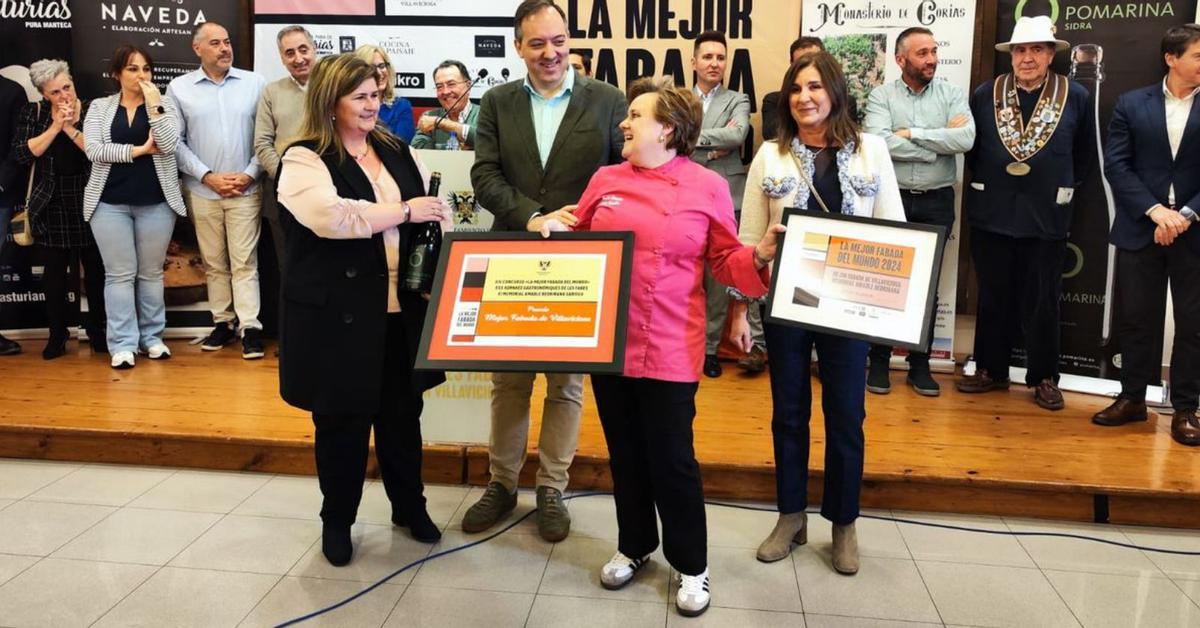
left=766, top=208, right=947, bottom=351
left=416, top=232, right=634, bottom=373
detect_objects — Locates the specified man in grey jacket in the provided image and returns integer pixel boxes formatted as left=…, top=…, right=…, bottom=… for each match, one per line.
left=689, top=30, right=755, bottom=377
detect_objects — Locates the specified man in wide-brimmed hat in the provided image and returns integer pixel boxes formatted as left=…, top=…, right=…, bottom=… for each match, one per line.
left=957, top=15, right=1096, bottom=410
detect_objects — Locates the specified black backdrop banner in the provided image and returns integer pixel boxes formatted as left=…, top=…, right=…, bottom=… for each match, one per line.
left=1, top=0, right=239, bottom=333
left=994, top=0, right=1196, bottom=381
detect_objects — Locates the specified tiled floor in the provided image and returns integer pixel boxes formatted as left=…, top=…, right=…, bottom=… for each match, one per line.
left=0, top=458, right=1198, bottom=627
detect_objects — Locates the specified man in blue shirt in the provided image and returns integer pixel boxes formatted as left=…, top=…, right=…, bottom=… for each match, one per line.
left=864, top=27, right=974, bottom=397
left=168, top=22, right=267, bottom=360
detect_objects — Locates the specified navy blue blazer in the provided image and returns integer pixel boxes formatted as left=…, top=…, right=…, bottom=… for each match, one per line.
left=1104, top=82, right=1200, bottom=255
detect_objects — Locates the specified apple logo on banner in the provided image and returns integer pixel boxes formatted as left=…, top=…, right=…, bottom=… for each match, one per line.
left=475, top=35, right=505, bottom=58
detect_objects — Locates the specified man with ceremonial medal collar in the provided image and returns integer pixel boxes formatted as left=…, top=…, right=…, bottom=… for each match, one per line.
left=957, top=15, right=1096, bottom=411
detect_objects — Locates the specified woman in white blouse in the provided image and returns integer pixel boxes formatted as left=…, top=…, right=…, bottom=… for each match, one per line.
left=276, top=54, right=451, bottom=567
left=731, top=52, right=904, bottom=575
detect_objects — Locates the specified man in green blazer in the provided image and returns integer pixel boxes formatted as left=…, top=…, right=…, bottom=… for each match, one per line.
left=411, top=59, right=480, bottom=150
left=465, top=0, right=626, bottom=543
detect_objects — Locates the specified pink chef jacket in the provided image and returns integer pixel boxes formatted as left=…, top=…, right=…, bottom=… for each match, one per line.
left=574, top=155, right=769, bottom=382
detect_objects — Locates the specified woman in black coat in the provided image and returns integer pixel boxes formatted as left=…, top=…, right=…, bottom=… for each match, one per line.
left=276, top=54, right=450, bottom=566
left=14, top=59, right=106, bottom=358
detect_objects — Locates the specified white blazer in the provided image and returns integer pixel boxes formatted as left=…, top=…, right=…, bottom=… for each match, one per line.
left=82, top=93, right=187, bottom=221
left=738, top=134, right=905, bottom=245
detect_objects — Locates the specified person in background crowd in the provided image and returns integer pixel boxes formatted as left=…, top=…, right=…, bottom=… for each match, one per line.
left=83, top=44, right=185, bottom=369
left=255, top=24, right=316, bottom=275
left=464, top=0, right=626, bottom=543
left=762, top=37, right=826, bottom=142
left=13, top=59, right=107, bottom=360
left=688, top=30, right=756, bottom=378
left=735, top=52, right=905, bottom=575
left=0, top=75, right=28, bottom=356
left=1095, top=24, right=1200, bottom=446
left=168, top=21, right=268, bottom=360
left=354, top=45, right=415, bottom=143
left=568, top=51, right=592, bottom=77
left=412, top=59, right=478, bottom=150
left=538, top=77, right=784, bottom=617
left=957, top=16, right=1095, bottom=410
left=863, top=27, right=974, bottom=397
left=276, top=54, right=452, bottom=566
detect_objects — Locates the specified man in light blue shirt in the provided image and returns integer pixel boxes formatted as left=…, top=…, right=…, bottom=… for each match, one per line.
left=524, top=63, right=574, bottom=166
left=864, top=26, right=974, bottom=397
left=467, top=0, right=625, bottom=548
left=167, top=21, right=267, bottom=360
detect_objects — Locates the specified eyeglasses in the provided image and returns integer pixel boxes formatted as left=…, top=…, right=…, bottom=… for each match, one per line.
left=374, top=63, right=389, bottom=72
left=434, top=80, right=465, bottom=91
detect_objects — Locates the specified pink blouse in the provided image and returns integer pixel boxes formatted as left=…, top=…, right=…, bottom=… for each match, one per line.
left=277, top=145, right=433, bottom=313
left=574, top=155, right=769, bottom=382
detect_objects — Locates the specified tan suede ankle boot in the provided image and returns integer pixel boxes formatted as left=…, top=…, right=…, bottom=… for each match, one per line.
left=832, top=522, right=859, bottom=575
left=756, top=512, right=807, bottom=562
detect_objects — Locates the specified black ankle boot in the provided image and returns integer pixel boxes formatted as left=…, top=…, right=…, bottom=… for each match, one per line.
left=321, top=522, right=353, bottom=566
left=42, top=332, right=68, bottom=360
left=406, top=508, right=441, bottom=543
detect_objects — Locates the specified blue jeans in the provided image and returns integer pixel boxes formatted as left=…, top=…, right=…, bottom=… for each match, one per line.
left=764, top=321, right=869, bottom=524
left=89, top=202, right=176, bottom=353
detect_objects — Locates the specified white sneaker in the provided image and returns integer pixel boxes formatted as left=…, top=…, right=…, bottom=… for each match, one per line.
left=145, top=343, right=171, bottom=360
left=110, top=351, right=135, bottom=369
left=600, top=551, right=649, bottom=590
left=676, top=568, right=710, bottom=617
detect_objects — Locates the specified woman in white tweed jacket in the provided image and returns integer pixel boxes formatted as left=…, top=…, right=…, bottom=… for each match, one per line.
left=83, top=44, right=187, bottom=369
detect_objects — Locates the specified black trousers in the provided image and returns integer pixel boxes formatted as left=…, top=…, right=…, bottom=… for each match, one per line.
left=1114, top=243, right=1200, bottom=411
left=591, top=374, right=706, bottom=576
left=312, top=314, right=426, bottom=526
left=970, top=228, right=1067, bottom=385
left=38, top=243, right=106, bottom=337
left=870, top=187, right=955, bottom=366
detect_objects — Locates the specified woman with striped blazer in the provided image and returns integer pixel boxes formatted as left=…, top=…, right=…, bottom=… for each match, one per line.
left=83, top=44, right=186, bottom=369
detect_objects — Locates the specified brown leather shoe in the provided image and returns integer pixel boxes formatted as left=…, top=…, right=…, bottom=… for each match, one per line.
left=737, top=345, right=767, bottom=373
left=955, top=368, right=1011, bottom=393
left=1172, top=409, right=1200, bottom=447
left=1034, top=379, right=1065, bottom=411
left=1092, top=397, right=1148, bottom=426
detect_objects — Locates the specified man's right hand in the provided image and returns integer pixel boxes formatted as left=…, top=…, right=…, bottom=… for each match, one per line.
left=1150, top=205, right=1191, bottom=246
left=527, top=204, right=578, bottom=234
left=202, top=172, right=243, bottom=198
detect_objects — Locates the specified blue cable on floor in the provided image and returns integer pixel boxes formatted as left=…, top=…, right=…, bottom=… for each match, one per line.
left=275, top=492, right=1200, bottom=627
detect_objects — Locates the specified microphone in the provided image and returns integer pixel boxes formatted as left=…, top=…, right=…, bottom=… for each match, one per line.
left=432, top=68, right=488, bottom=134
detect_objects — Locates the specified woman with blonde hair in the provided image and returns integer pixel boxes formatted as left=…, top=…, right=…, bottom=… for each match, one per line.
left=276, top=53, right=451, bottom=566
left=353, top=45, right=415, bottom=142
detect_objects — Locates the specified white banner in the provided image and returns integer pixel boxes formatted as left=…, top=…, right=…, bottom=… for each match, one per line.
left=384, top=0, right=521, bottom=16
left=252, top=23, right=524, bottom=101
left=800, top=0, right=978, bottom=367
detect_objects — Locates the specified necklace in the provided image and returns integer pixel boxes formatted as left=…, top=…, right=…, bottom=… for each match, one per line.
left=350, top=143, right=371, bottom=162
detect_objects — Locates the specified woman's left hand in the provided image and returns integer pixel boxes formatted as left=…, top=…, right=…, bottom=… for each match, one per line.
left=753, top=223, right=788, bottom=268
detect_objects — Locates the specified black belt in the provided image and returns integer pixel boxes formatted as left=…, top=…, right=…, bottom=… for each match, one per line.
left=901, top=186, right=953, bottom=195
